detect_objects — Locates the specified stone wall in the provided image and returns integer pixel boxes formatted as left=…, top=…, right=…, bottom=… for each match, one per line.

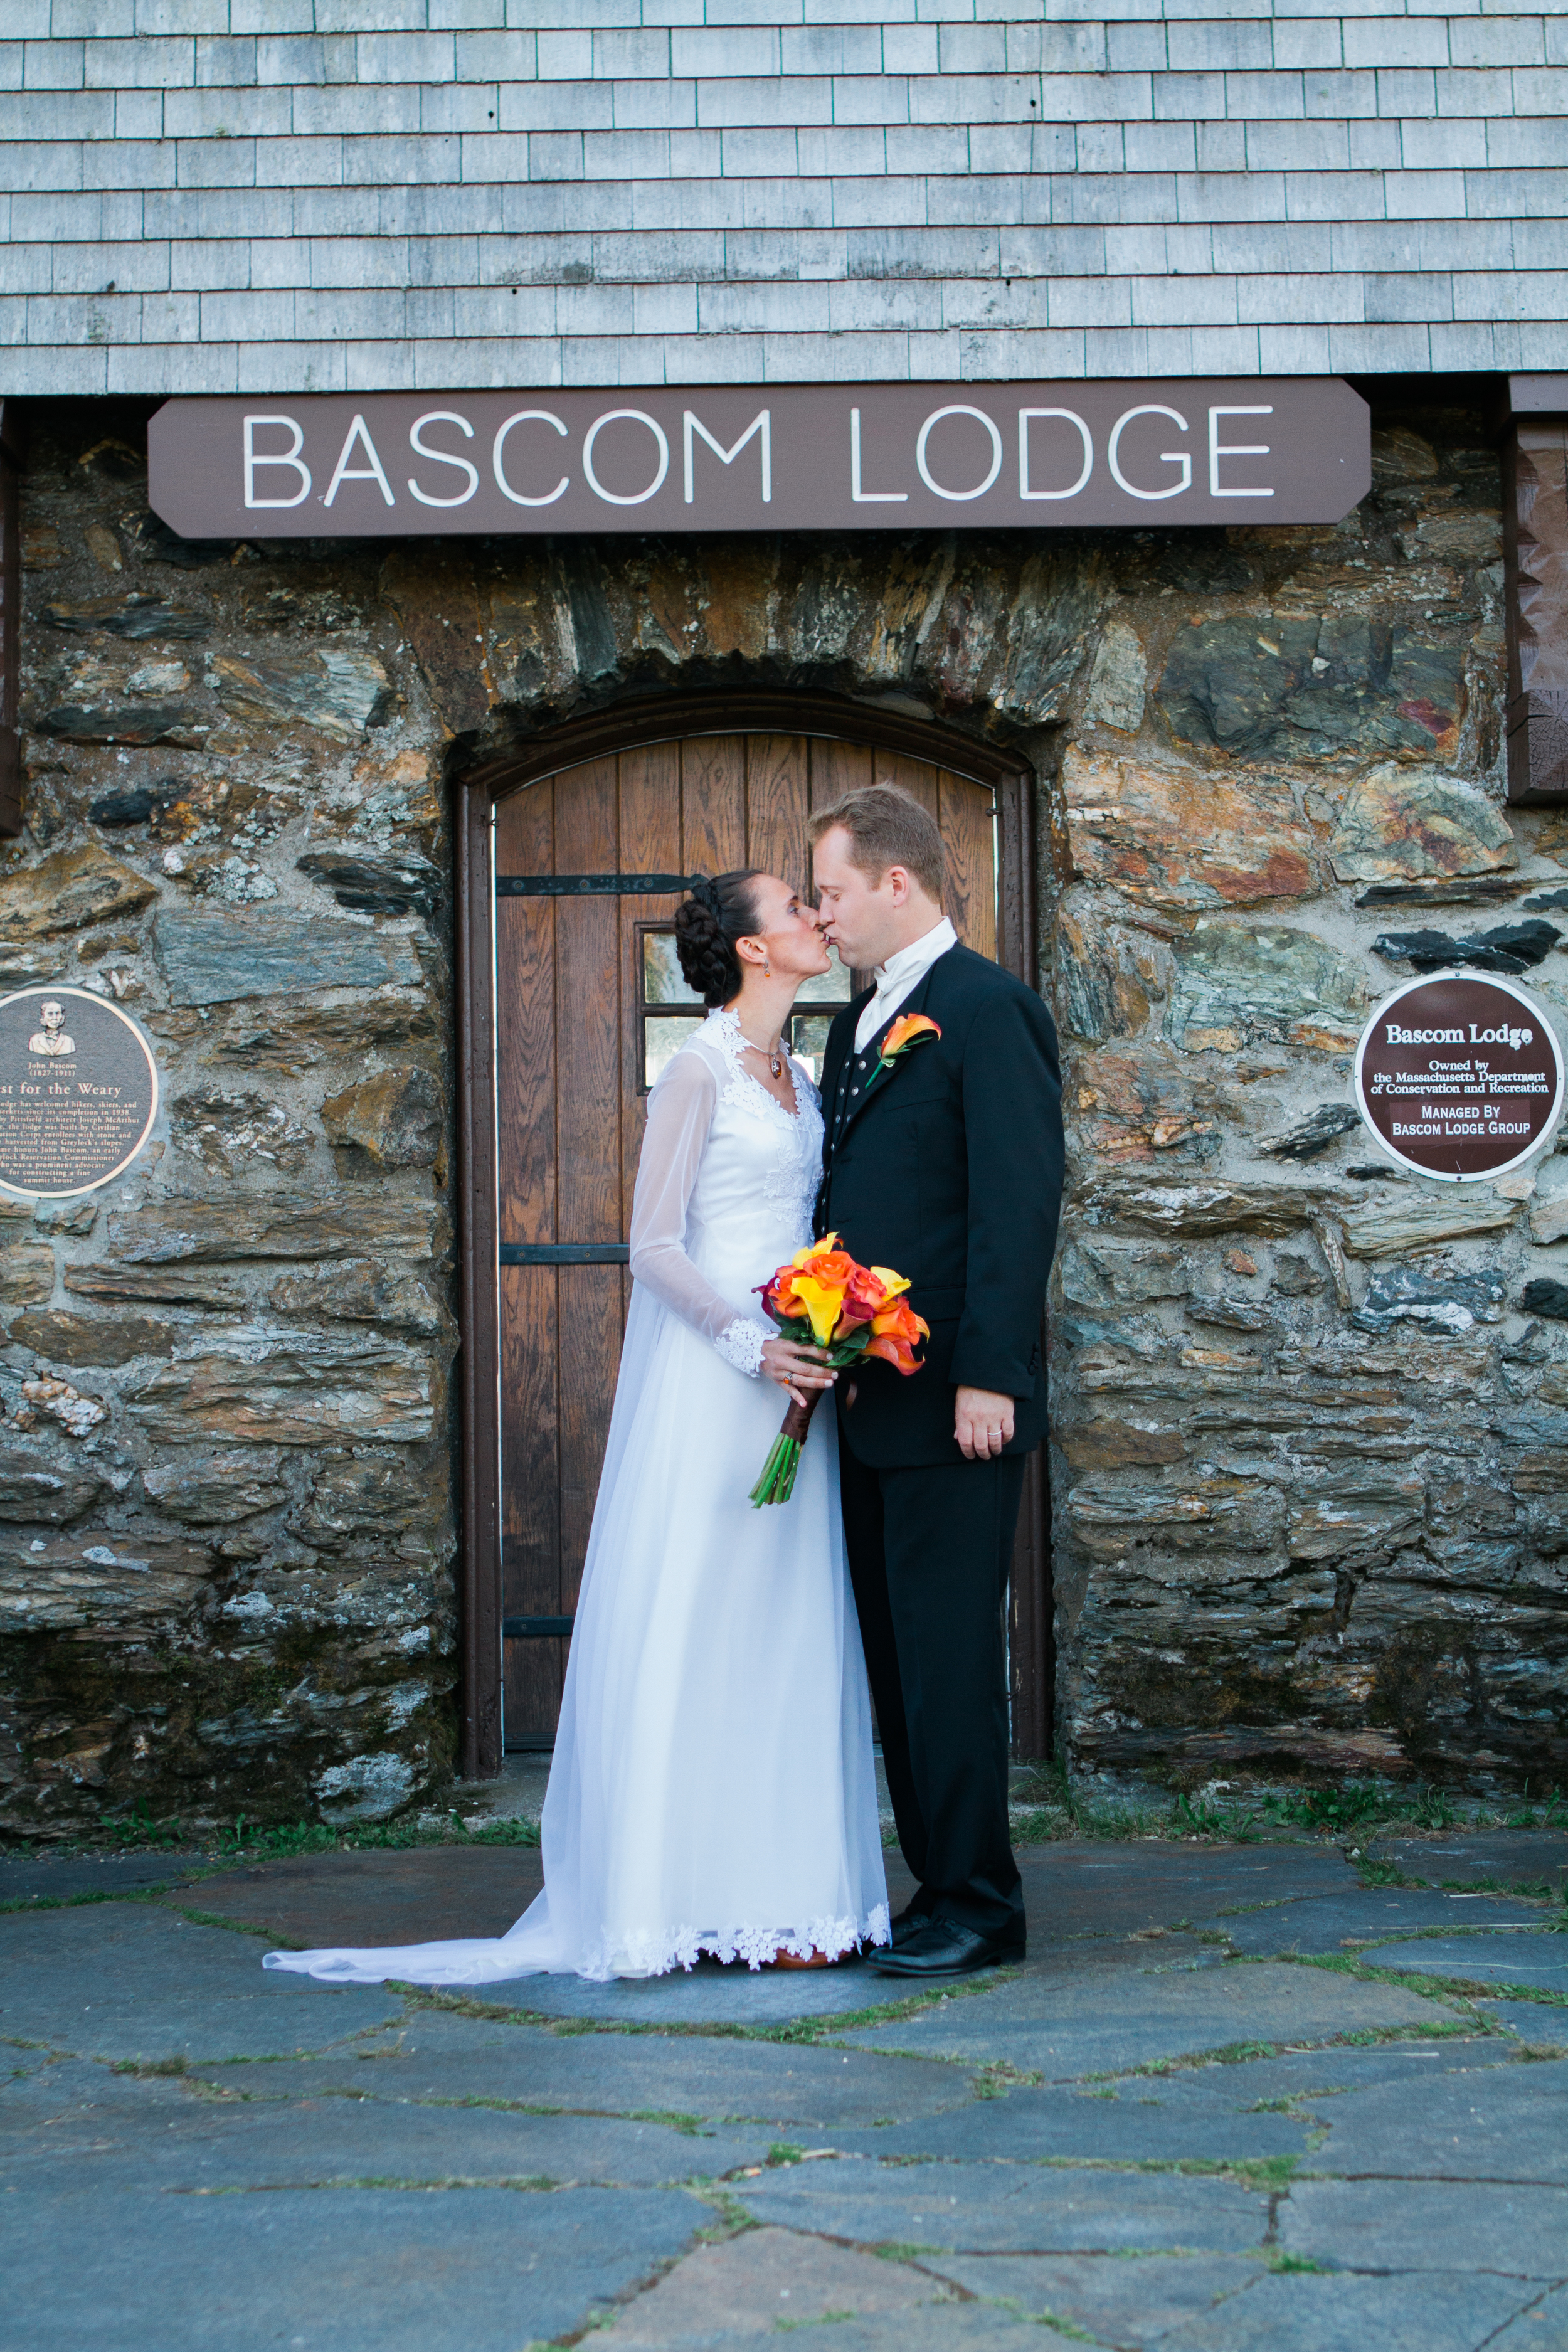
left=3, top=404, right=458, bottom=1839
left=1049, top=406, right=1568, bottom=1799
left=3, top=391, right=1562, bottom=1836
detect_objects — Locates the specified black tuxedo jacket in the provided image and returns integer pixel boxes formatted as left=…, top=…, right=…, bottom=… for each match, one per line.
left=815, top=941, right=1063, bottom=1470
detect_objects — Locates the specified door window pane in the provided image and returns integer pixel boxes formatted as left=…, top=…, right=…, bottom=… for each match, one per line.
left=644, top=1013, right=702, bottom=1090
left=642, top=931, right=703, bottom=1005
left=788, top=1013, right=835, bottom=1084
left=793, top=950, right=853, bottom=1006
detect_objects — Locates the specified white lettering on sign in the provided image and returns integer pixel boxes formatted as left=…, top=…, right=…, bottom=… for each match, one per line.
left=850, top=406, right=906, bottom=504
left=152, top=380, right=1371, bottom=539
left=1209, top=406, right=1274, bottom=498
left=582, top=410, right=670, bottom=506
left=408, top=411, right=479, bottom=508
left=1108, top=405, right=1191, bottom=500
left=323, top=413, right=395, bottom=508
left=1386, top=1024, right=1466, bottom=1044
left=916, top=405, right=1004, bottom=502
left=1019, top=409, right=1093, bottom=501
left=682, top=408, right=771, bottom=506
left=493, top=410, right=569, bottom=507
left=243, top=415, right=312, bottom=509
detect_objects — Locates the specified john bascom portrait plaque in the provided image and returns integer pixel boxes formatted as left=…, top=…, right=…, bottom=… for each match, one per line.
left=1354, top=973, right=1565, bottom=1182
left=0, top=987, right=159, bottom=1199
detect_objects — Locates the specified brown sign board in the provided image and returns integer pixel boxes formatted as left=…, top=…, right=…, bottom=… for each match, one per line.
left=0, top=988, right=159, bottom=1199
left=148, top=379, right=1370, bottom=541
left=1353, top=973, right=1564, bottom=1182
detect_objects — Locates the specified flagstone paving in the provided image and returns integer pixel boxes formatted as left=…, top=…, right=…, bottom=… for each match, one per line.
left=3, top=1834, right=1565, bottom=2350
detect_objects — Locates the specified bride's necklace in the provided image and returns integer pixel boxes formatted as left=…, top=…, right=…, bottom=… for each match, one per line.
left=737, top=1021, right=786, bottom=1081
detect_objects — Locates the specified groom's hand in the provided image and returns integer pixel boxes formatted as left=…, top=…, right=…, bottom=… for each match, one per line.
left=955, top=1385, right=1015, bottom=1461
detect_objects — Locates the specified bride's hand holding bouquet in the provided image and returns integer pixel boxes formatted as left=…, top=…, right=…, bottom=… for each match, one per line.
left=750, top=1236, right=928, bottom=1505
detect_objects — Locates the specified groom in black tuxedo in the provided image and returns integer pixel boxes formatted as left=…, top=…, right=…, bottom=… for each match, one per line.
left=811, top=785, right=1063, bottom=1978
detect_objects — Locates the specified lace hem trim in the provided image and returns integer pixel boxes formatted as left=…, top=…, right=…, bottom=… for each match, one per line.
left=713, top=1315, right=771, bottom=1378
left=582, top=1902, right=891, bottom=1981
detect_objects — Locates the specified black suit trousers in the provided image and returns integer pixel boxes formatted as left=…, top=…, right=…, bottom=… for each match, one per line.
left=839, top=1443, right=1025, bottom=1939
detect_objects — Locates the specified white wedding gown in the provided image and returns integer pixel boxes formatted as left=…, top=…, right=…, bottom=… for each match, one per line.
left=265, top=1007, right=888, bottom=1985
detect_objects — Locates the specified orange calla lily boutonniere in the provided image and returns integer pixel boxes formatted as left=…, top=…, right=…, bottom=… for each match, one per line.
left=874, top=1012, right=941, bottom=1079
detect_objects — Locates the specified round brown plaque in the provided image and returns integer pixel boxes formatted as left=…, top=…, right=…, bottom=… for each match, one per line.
left=1353, top=972, right=1565, bottom=1183
left=0, top=986, right=159, bottom=1199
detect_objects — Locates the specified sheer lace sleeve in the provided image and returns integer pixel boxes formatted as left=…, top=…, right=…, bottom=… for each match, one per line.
left=628, top=1046, right=773, bottom=1376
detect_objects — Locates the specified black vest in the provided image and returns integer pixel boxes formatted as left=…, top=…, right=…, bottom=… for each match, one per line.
left=827, top=1019, right=889, bottom=1152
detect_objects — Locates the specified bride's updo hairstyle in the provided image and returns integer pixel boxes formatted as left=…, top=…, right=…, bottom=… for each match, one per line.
left=675, top=871, right=765, bottom=1007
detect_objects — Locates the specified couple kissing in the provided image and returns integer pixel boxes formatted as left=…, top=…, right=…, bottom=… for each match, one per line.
left=268, top=781, right=1063, bottom=1989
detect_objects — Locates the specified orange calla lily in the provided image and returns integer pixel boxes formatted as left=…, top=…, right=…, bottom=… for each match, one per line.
left=879, top=1012, right=941, bottom=1062
left=863, top=1292, right=930, bottom=1375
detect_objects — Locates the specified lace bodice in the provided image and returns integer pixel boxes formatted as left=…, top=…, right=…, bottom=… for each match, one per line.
left=627, top=1009, right=824, bottom=1377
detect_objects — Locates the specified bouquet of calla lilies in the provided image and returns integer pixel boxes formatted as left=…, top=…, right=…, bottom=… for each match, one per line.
left=748, top=1236, right=928, bottom=1505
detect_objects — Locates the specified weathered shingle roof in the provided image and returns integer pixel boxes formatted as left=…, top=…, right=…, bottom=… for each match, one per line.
left=2, top=2, right=1565, bottom=394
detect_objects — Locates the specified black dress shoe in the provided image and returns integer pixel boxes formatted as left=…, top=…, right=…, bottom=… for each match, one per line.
left=889, top=1904, right=933, bottom=1951
left=868, top=1919, right=1025, bottom=1978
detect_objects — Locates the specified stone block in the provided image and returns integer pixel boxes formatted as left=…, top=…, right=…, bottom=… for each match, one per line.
left=1528, top=1197, right=1568, bottom=1246
left=1054, top=896, right=1173, bottom=1044
left=211, top=649, right=396, bottom=739
left=1081, top=617, right=1147, bottom=733
left=267, top=1261, right=455, bottom=1342
left=0, top=1245, right=58, bottom=1308
left=1352, top=1265, right=1506, bottom=1336
left=1338, top=1194, right=1520, bottom=1258
left=144, top=1447, right=289, bottom=1525
left=43, top=594, right=211, bottom=640
left=106, top=1195, right=447, bottom=1266
left=1070, top=1043, right=1221, bottom=1163
left=1081, top=1178, right=1330, bottom=1238
left=128, top=1326, right=442, bottom=1447
left=33, top=699, right=211, bottom=748
left=320, top=1067, right=443, bottom=1170
left=0, top=843, right=157, bottom=941
left=5, top=1310, right=176, bottom=1367
left=1057, top=1421, right=1189, bottom=1472
left=0, top=1448, right=108, bottom=1526
left=181, top=987, right=437, bottom=1074
left=169, top=1087, right=315, bottom=1175
left=0, top=1531, right=212, bottom=1633
left=1287, top=1470, right=1426, bottom=1560
left=1067, top=1473, right=1285, bottom=1557
left=1057, top=1237, right=1190, bottom=1310
left=64, top=1262, right=250, bottom=1311
left=1165, top=919, right=1367, bottom=1051
left=295, top=850, right=442, bottom=919
left=1328, top=763, right=1517, bottom=887
left=1259, top=1104, right=1362, bottom=1160
left=1157, top=617, right=1468, bottom=764
left=1062, top=747, right=1315, bottom=913
left=1382, top=908, right=1560, bottom=964
left=151, top=908, right=422, bottom=1005
left=293, top=1450, right=444, bottom=1545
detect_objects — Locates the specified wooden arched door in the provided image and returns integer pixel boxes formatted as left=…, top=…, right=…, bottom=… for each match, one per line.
left=459, top=714, right=1046, bottom=1767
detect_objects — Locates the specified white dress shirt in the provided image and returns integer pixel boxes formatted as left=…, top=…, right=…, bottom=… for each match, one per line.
left=853, top=916, right=958, bottom=1052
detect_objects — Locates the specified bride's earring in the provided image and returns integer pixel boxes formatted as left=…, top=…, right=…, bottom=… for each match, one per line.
left=762, top=955, right=771, bottom=976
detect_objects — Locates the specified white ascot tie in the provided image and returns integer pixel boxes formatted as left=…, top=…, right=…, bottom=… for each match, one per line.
left=853, top=916, right=958, bottom=1054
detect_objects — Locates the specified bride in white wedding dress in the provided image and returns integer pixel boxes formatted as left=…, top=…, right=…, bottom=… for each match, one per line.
left=265, top=870, right=889, bottom=1986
